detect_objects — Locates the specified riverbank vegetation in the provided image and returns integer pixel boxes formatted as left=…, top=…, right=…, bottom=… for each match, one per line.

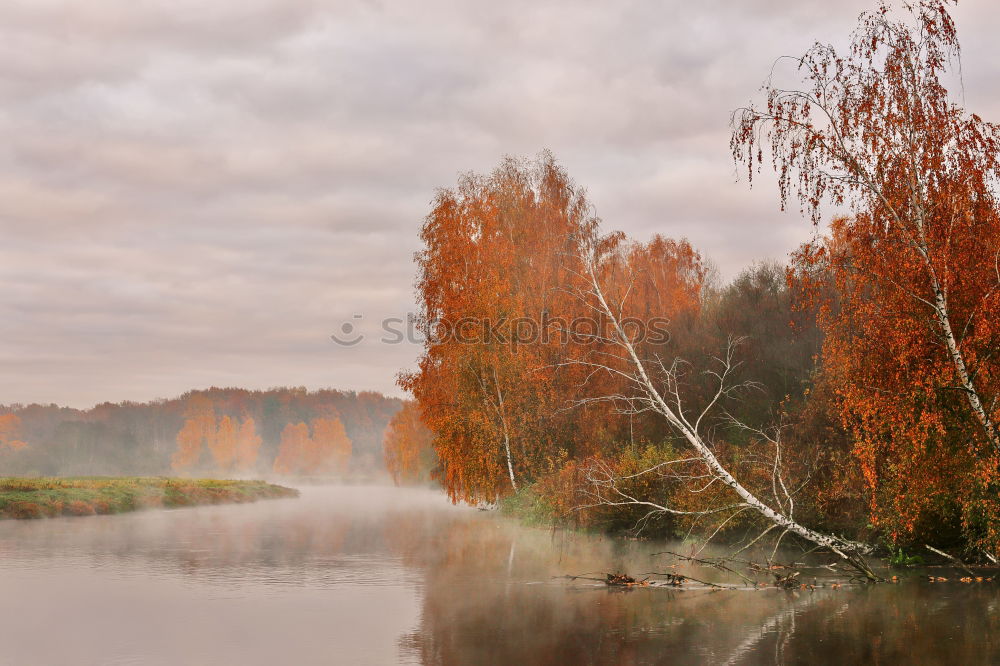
left=386, top=0, right=1000, bottom=568
left=0, top=477, right=298, bottom=520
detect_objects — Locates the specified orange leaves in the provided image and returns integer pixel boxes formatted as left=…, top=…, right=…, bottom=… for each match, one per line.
left=310, top=417, right=352, bottom=474
left=235, top=417, right=262, bottom=472
left=209, top=415, right=238, bottom=472
left=402, top=152, right=604, bottom=503
left=171, top=396, right=214, bottom=472
left=273, top=422, right=310, bottom=475
left=272, top=417, right=353, bottom=476
left=172, top=397, right=265, bottom=475
left=383, top=401, right=435, bottom=485
left=402, top=152, right=708, bottom=505
left=792, top=205, right=1000, bottom=545
left=741, top=0, right=1000, bottom=551
left=0, top=413, right=28, bottom=451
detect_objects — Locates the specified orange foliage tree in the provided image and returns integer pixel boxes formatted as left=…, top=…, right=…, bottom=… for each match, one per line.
left=0, top=414, right=28, bottom=450
left=235, top=417, right=262, bottom=473
left=733, top=0, right=1000, bottom=549
left=171, top=396, right=216, bottom=472
left=209, top=415, right=238, bottom=472
left=273, top=417, right=352, bottom=476
left=383, top=401, right=436, bottom=485
left=310, top=417, right=352, bottom=474
left=273, top=422, right=311, bottom=475
left=401, top=152, right=707, bottom=504
left=399, top=153, right=606, bottom=502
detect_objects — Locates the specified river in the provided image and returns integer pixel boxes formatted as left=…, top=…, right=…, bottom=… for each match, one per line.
left=0, top=484, right=995, bottom=665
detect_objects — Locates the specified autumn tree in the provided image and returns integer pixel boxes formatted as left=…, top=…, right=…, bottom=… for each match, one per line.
left=383, top=401, right=436, bottom=485
left=171, top=396, right=216, bottom=472
left=209, top=415, right=238, bottom=472
left=567, top=231, right=878, bottom=577
left=0, top=414, right=28, bottom=451
left=273, top=417, right=352, bottom=475
left=309, top=416, right=352, bottom=475
left=400, top=153, right=602, bottom=502
left=401, top=153, right=711, bottom=504
left=733, top=0, right=1000, bottom=549
left=273, top=422, right=311, bottom=475
left=235, top=417, right=262, bottom=473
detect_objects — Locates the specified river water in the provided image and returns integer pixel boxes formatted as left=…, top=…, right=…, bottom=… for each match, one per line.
left=0, top=484, right=996, bottom=665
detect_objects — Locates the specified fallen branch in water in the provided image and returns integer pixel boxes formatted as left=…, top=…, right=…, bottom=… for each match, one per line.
left=640, top=571, right=727, bottom=589
left=556, top=572, right=609, bottom=583
left=559, top=570, right=728, bottom=589
left=925, top=545, right=976, bottom=577
left=564, top=242, right=880, bottom=581
left=653, top=549, right=758, bottom=586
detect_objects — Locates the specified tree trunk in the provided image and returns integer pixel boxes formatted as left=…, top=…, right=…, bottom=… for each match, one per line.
left=502, top=426, right=517, bottom=491
left=931, top=284, right=1000, bottom=453
left=587, top=265, right=876, bottom=577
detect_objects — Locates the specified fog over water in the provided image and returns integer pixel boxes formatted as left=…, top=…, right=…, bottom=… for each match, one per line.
left=0, top=485, right=996, bottom=665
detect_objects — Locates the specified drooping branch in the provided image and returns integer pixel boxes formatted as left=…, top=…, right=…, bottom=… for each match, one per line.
left=569, top=239, right=877, bottom=579
left=731, top=0, right=1000, bottom=456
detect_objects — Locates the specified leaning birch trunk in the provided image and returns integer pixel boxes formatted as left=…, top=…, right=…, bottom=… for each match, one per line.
left=583, top=258, right=877, bottom=579
left=929, top=269, right=1000, bottom=454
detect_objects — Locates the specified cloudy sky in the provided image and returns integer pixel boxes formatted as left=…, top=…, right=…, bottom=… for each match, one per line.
left=1, top=0, right=997, bottom=407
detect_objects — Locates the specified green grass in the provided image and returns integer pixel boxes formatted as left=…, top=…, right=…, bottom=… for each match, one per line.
left=498, top=485, right=563, bottom=527
left=0, top=477, right=299, bottom=519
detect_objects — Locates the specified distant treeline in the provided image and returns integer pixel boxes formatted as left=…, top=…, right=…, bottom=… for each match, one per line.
left=0, top=388, right=402, bottom=477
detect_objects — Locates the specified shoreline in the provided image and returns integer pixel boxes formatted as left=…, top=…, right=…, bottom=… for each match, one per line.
left=0, top=477, right=299, bottom=519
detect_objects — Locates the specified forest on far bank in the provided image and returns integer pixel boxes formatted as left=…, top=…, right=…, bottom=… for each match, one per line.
left=0, top=387, right=401, bottom=478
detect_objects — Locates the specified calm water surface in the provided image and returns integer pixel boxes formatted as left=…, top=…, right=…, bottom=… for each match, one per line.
left=0, top=485, right=996, bottom=665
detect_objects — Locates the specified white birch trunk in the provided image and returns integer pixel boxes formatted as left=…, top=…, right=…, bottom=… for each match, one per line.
left=931, top=284, right=1000, bottom=452
left=586, top=264, right=872, bottom=562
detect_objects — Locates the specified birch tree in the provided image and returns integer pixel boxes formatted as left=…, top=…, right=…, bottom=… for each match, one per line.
left=400, top=153, right=602, bottom=503
left=732, top=0, right=1000, bottom=550
left=565, top=235, right=878, bottom=579
left=732, top=0, right=1000, bottom=455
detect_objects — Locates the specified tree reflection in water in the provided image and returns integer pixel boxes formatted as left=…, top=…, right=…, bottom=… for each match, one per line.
left=0, top=485, right=996, bottom=665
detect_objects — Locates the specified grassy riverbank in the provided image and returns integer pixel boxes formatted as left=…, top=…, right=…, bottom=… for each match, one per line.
left=0, top=477, right=299, bottom=519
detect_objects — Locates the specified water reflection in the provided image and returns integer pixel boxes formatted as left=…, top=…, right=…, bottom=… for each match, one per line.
left=0, top=485, right=996, bottom=665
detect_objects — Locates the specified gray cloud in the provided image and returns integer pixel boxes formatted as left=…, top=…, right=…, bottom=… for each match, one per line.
left=1, top=0, right=997, bottom=406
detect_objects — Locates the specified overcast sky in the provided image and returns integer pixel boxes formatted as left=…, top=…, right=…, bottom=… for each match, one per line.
left=1, top=0, right=997, bottom=407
